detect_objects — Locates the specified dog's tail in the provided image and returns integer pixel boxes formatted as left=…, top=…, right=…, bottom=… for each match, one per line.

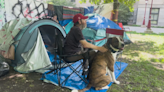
left=71, top=84, right=92, bottom=92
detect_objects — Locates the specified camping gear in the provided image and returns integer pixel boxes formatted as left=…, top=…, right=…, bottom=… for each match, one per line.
left=65, top=13, right=132, bottom=46
left=0, top=18, right=67, bottom=73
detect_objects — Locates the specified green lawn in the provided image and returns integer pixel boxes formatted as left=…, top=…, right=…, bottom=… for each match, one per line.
left=107, top=33, right=164, bottom=92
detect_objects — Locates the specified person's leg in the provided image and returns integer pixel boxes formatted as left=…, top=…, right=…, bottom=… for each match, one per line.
left=64, top=54, right=83, bottom=62
left=64, top=49, right=97, bottom=75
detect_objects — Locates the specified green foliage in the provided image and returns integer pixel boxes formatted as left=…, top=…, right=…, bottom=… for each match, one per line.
left=118, top=3, right=132, bottom=22
left=46, top=0, right=75, bottom=7
left=80, top=0, right=139, bottom=12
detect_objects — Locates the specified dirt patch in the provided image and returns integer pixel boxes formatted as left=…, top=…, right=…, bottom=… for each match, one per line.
left=151, top=62, right=164, bottom=71
left=0, top=66, right=71, bottom=92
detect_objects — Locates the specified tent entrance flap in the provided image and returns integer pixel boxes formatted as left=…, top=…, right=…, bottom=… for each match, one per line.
left=9, top=19, right=66, bottom=73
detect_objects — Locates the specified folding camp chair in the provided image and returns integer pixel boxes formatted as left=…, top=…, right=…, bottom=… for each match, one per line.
left=46, top=29, right=90, bottom=87
left=106, top=28, right=124, bottom=70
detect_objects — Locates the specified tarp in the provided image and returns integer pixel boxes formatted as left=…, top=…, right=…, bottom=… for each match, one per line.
left=42, top=52, right=128, bottom=91
left=84, top=6, right=94, bottom=15
left=94, top=3, right=113, bottom=20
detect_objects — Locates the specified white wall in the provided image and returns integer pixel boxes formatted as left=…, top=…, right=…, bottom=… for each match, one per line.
left=136, top=0, right=164, bottom=26
left=158, top=8, right=164, bottom=26
left=0, top=0, right=48, bottom=29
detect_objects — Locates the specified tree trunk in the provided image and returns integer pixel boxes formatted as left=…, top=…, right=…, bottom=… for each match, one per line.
left=112, top=0, right=119, bottom=24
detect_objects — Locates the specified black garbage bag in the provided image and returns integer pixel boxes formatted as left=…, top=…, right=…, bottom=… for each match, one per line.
left=0, top=62, right=9, bottom=77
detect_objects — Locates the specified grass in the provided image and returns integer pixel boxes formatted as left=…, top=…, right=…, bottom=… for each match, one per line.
left=125, top=24, right=164, bottom=28
left=126, top=31, right=164, bottom=36
left=107, top=33, right=164, bottom=92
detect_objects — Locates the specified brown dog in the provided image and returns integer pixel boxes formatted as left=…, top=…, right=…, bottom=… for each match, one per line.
left=72, top=37, right=124, bottom=92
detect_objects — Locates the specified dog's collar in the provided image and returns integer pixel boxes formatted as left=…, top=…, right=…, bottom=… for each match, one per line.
left=106, top=44, right=119, bottom=53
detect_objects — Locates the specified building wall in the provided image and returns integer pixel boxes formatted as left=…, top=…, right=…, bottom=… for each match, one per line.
left=136, top=0, right=164, bottom=26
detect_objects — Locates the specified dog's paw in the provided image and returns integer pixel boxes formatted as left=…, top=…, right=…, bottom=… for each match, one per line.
left=101, top=86, right=109, bottom=89
left=114, top=80, right=120, bottom=84
left=71, top=89, right=78, bottom=92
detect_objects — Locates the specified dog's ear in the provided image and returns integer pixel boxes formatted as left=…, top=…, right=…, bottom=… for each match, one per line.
left=107, top=38, right=112, bottom=44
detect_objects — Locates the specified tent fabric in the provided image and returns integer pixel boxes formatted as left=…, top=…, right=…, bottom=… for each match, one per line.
left=54, top=6, right=63, bottom=21
left=47, top=4, right=85, bottom=20
left=14, top=30, right=52, bottom=73
left=0, top=18, right=33, bottom=54
left=63, top=6, right=84, bottom=20
left=82, top=28, right=97, bottom=39
left=84, top=6, right=94, bottom=15
left=12, top=18, right=66, bottom=70
left=0, top=45, right=15, bottom=60
left=47, top=5, right=63, bottom=20
left=12, top=27, right=38, bottom=66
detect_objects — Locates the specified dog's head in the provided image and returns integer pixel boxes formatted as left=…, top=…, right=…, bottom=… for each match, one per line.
left=106, top=37, right=124, bottom=52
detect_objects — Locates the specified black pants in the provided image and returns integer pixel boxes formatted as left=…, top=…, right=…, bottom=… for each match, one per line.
left=64, top=49, right=96, bottom=70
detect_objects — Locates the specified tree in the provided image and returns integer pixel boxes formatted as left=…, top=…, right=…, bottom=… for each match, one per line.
left=80, top=0, right=138, bottom=24
left=118, top=3, right=133, bottom=24
left=46, top=0, right=75, bottom=7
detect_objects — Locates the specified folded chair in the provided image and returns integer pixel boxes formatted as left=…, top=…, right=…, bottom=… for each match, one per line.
left=46, top=29, right=91, bottom=86
left=106, top=28, right=124, bottom=70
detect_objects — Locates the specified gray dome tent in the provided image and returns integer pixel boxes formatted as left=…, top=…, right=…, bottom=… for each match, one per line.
left=0, top=18, right=66, bottom=73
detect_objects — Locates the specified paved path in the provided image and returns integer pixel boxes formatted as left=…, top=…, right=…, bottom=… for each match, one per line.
left=124, top=26, right=164, bottom=34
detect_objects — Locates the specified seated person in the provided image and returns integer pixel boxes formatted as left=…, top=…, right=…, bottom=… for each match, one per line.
left=63, top=13, right=107, bottom=75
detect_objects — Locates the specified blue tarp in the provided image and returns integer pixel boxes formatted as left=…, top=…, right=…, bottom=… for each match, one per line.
left=59, top=19, right=72, bottom=26
left=84, top=6, right=94, bottom=15
left=42, top=52, right=128, bottom=92
left=86, top=14, right=122, bottom=30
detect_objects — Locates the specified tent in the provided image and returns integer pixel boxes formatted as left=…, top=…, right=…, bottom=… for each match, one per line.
left=0, top=18, right=66, bottom=73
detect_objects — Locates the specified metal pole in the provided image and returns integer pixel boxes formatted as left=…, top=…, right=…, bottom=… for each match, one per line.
left=147, top=0, right=153, bottom=29
left=142, top=0, right=148, bottom=25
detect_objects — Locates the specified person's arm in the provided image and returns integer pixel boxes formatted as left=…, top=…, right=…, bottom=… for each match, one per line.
left=80, top=40, right=108, bottom=52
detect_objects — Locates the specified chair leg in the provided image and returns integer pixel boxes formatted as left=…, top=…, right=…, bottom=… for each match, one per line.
left=60, top=62, right=88, bottom=85
left=115, top=52, right=123, bottom=70
left=77, top=60, right=83, bottom=73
